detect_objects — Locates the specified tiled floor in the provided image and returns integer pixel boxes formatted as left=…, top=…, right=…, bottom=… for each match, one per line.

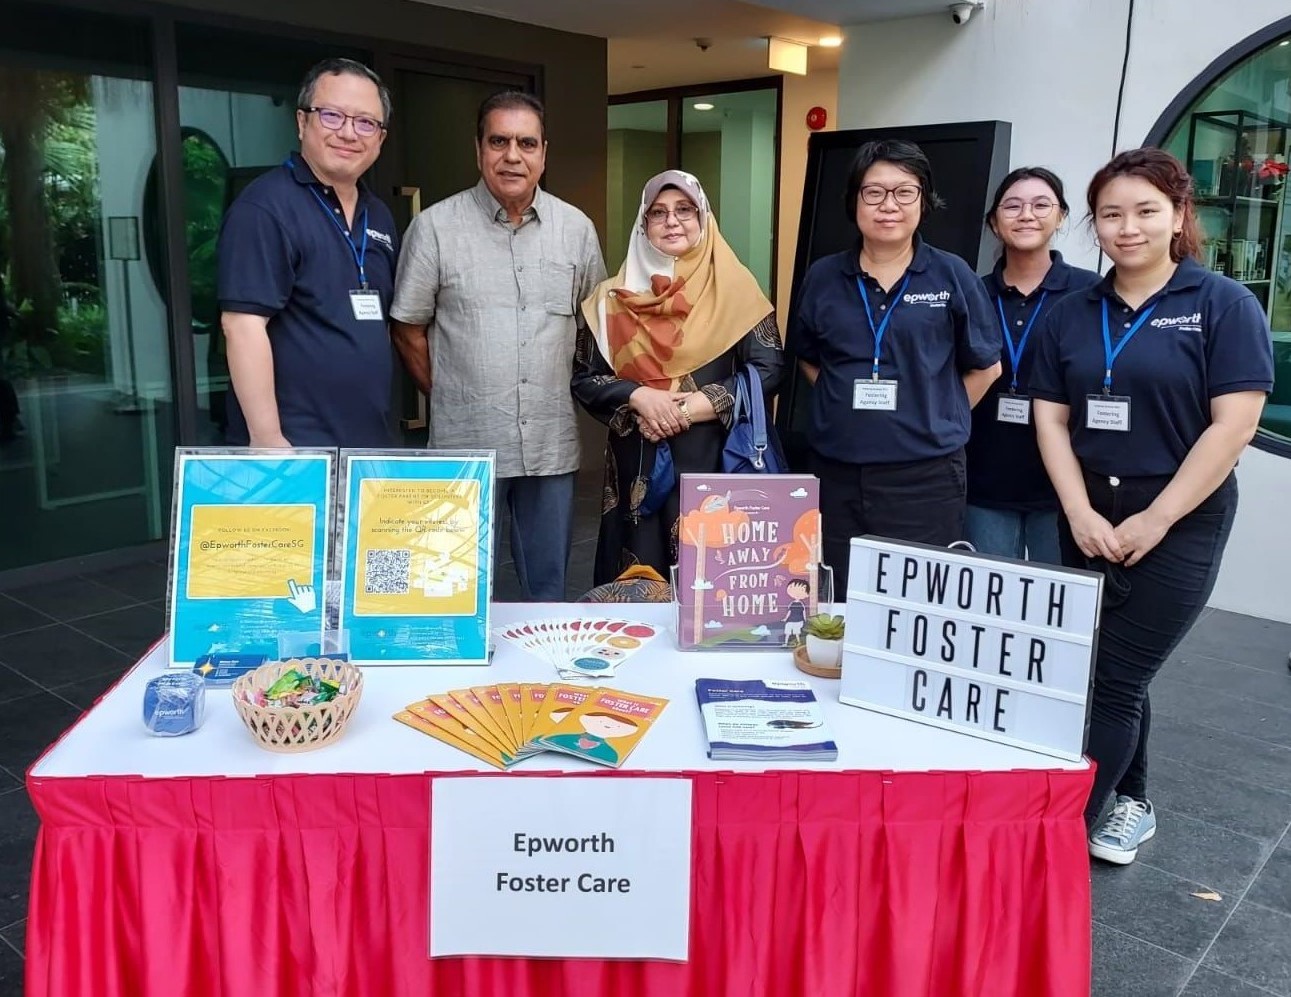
left=1, top=476, right=1290, bottom=996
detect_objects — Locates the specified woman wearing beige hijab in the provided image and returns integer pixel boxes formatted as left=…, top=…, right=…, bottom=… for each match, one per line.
left=573, top=170, right=783, bottom=584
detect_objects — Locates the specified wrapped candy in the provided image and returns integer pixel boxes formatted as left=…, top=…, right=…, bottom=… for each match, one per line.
left=245, top=669, right=345, bottom=709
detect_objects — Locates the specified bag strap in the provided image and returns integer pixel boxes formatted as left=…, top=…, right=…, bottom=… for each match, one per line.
left=741, top=364, right=769, bottom=468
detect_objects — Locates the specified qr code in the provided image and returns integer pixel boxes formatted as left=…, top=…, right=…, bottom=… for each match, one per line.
left=364, top=549, right=411, bottom=594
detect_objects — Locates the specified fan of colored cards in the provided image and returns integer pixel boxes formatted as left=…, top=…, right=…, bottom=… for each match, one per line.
left=493, top=617, right=659, bottom=679
left=395, top=683, right=669, bottom=770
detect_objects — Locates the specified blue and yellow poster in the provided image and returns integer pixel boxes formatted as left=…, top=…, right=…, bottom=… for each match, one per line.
left=338, top=452, right=494, bottom=664
left=169, top=450, right=332, bottom=666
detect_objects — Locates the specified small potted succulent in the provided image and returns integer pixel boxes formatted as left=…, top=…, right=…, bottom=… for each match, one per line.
left=803, top=613, right=845, bottom=668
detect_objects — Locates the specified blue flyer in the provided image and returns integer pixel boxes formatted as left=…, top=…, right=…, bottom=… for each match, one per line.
left=168, top=450, right=332, bottom=666
left=338, top=451, right=494, bottom=664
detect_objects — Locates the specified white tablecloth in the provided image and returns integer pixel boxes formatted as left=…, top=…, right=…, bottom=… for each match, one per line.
left=32, top=603, right=1087, bottom=778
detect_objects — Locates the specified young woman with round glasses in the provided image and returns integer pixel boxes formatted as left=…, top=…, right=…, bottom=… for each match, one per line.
left=1029, top=148, right=1273, bottom=864
left=964, top=168, right=1100, bottom=564
left=787, top=139, right=1001, bottom=591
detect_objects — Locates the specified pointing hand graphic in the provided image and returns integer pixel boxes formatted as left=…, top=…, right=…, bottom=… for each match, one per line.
left=286, top=578, right=316, bottom=613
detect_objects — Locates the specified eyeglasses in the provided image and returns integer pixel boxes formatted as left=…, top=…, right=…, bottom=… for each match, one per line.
left=645, top=203, right=699, bottom=225
left=301, top=106, right=386, bottom=138
left=998, top=198, right=1058, bottom=219
left=860, top=184, right=922, bottom=206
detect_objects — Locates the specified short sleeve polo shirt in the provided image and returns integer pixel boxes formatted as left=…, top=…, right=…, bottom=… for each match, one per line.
left=787, top=236, right=1001, bottom=465
left=1029, top=258, right=1274, bottom=477
left=966, top=252, right=1101, bottom=511
left=217, top=152, right=399, bottom=448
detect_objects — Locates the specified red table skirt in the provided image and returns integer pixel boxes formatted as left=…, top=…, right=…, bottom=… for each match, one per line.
left=25, top=768, right=1092, bottom=997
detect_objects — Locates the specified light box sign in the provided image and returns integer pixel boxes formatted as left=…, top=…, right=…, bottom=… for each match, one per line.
left=840, top=537, right=1102, bottom=761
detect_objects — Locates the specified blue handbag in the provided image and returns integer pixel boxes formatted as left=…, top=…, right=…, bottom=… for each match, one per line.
left=722, top=364, right=786, bottom=474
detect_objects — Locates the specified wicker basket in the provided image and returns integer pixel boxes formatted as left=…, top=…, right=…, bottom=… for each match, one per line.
left=232, top=658, right=364, bottom=753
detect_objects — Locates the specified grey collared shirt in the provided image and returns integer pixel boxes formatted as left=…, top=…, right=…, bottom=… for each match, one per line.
left=390, top=181, right=606, bottom=478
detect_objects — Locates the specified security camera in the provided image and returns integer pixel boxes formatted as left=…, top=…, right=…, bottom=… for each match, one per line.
left=949, top=2, right=981, bottom=25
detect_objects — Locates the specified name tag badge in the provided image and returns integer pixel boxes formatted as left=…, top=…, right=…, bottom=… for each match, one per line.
left=853, top=379, right=899, bottom=411
left=350, top=290, right=384, bottom=321
left=996, top=394, right=1032, bottom=425
left=1086, top=394, right=1132, bottom=432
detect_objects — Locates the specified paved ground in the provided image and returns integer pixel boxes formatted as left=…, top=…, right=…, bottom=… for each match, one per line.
left=1, top=478, right=1288, bottom=996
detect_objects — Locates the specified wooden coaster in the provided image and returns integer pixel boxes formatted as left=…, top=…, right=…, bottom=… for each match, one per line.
left=793, top=643, right=841, bottom=679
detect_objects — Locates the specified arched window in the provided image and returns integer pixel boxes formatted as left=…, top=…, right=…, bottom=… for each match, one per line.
left=1148, top=18, right=1291, bottom=453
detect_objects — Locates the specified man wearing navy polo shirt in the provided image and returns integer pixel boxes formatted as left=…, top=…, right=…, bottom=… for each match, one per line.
left=218, top=58, right=399, bottom=448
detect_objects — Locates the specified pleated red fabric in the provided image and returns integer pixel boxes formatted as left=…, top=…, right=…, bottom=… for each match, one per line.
left=25, top=767, right=1092, bottom=997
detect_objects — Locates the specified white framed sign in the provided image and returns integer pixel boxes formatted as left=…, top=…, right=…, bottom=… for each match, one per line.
left=840, top=537, right=1102, bottom=761
left=429, top=776, right=692, bottom=960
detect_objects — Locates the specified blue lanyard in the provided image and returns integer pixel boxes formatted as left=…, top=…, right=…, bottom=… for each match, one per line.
left=1100, top=298, right=1158, bottom=393
left=996, top=290, right=1048, bottom=394
left=855, top=274, right=911, bottom=381
left=307, top=186, right=370, bottom=289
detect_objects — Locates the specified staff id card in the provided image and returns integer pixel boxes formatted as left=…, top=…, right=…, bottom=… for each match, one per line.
left=853, top=379, right=898, bottom=411
left=997, top=394, right=1031, bottom=425
left=1086, top=394, right=1131, bottom=432
left=350, top=290, right=384, bottom=321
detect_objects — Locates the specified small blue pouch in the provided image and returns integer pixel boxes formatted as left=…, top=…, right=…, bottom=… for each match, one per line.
left=142, top=672, right=206, bottom=737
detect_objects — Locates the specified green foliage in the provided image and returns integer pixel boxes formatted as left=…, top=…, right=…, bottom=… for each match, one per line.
left=2, top=295, right=106, bottom=377
left=804, top=613, right=845, bottom=640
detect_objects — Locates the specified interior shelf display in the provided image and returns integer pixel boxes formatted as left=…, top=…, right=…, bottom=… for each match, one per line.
left=1185, top=108, right=1289, bottom=311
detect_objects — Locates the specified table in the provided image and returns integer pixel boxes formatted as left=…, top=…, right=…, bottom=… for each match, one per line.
left=25, top=603, right=1094, bottom=997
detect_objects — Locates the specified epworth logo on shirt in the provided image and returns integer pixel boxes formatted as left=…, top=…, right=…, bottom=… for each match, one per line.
left=366, top=228, right=394, bottom=251
left=1149, top=312, right=1202, bottom=332
left=902, top=290, right=951, bottom=308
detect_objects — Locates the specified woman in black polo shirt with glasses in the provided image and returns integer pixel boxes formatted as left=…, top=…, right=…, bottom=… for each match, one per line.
left=1030, top=148, right=1273, bottom=865
left=965, top=167, right=1100, bottom=564
left=787, top=139, right=1001, bottom=591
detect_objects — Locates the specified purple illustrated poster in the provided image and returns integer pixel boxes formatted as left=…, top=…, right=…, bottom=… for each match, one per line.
left=676, top=474, right=822, bottom=650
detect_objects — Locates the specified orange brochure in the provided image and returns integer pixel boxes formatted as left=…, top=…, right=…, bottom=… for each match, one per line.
left=537, top=689, right=670, bottom=768
left=449, top=688, right=517, bottom=754
left=428, top=692, right=513, bottom=757
left=471, top=684, right=520, bottom=750
left=520, top=683, right=548, bottom=745
left=529, top=684, right=599, bottom=744
left=393, top=707, right=510, bottom=770
left=498, top=684, right=525, bottom=746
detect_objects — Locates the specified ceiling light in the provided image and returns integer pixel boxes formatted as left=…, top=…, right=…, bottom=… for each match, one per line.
left=693, top=102, right=714, bottom=111
left=819, top=35, right=843, bottom=47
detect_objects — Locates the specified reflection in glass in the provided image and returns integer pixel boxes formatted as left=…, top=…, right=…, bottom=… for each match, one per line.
left=1163, top=32, right=1291, bottom=441
left=0, top=52, right=172, bottom=570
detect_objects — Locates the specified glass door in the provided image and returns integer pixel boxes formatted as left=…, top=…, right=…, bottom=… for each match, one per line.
left=681, top=88, right=778, bottom=295
left=0, top=1, right=173, bottom=570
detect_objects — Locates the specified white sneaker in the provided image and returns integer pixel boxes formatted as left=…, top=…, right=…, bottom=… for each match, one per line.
left=1089, top=796, right=1156, bottom=865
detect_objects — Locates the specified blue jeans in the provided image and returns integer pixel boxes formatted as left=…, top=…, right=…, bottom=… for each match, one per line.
left=964, top=505, right=1061, bottom=565
left=497, top=472, right=576, bottom=602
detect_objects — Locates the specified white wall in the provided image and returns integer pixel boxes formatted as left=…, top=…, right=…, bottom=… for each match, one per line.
left=837, top=0, right=1291, bottom=622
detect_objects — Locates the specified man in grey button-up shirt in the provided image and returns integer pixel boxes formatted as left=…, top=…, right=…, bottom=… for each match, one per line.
left=390, top=91, right=605, bottom=602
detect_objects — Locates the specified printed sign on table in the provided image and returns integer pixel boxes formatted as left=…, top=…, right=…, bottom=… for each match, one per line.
left=338, top=451, right=493, bottom=664
left=169, top=449, right=332, bottom=667
left=841, top=537, right=1102, bottom=761
left=429, top=776, right=692, bottom=960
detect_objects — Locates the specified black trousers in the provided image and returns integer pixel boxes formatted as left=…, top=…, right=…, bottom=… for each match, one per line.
left=1059, top=471, right=1237, bottom=826
left=812, top=448, right=966, bottom=593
